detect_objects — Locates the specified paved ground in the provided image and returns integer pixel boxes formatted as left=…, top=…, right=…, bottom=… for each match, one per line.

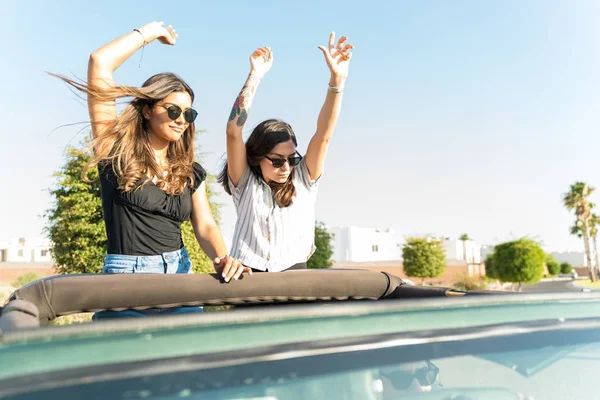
left=521, top=279, right=587, bottom=293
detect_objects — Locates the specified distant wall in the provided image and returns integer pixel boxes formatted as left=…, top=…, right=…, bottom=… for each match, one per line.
left=0, top=263, right=56, bottom=284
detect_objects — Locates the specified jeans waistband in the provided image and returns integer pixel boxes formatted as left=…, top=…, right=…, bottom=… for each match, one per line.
left=104, top=247, right=188, bottom=263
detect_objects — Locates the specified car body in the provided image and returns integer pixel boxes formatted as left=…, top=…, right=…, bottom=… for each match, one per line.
left=1, top=269, right=600, bottom=399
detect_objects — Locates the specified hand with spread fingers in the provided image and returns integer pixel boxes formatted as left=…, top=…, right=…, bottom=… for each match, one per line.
left=214, top=255, right=253, bottom=283
left=318, top=32, right=354, bottom=80
left=250, top=46, right=273, bottom=78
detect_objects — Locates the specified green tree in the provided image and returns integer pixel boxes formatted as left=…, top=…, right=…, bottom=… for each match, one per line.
left=308, top=222, right=335, bottom=269
left=485, top=253, right=500, bottom=281
left=560, top=262, right=573, bottom=274
left=11, top=272, right=43, bottom=289
left=589, top=214, right=600, bottom=277
left=402, top=237, right=446, bottom=285
left=570, top=213, right=600, bottom=280
left=563, top=182, right=596, bottom=281
left=46, top=140, right=221, bottom=274
left=545, top=254, right=560, bottom=276
left=491, top=238, right=545, bottom=291
left=45, top=148, right=106, bottom=274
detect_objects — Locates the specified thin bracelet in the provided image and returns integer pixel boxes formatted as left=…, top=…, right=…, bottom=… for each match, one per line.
left=328, top=84, right=344, bottom=93
left=133, top=29, right=147, bottom=68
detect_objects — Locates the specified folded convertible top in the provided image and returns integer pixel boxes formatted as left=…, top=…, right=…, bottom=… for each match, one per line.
left=2, top=269, right=492, bottom=325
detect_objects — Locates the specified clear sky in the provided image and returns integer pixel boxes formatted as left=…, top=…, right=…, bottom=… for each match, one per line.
left=2, top=0, right=600, bottom=252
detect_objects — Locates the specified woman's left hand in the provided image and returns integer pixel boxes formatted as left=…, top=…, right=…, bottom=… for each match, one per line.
left=318, top=32, right=353, bottom=80
left=214, top=256, right=253, bottom=282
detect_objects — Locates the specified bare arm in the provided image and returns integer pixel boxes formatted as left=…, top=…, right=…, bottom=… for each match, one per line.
left=305, top=33, right=354, bottom=180
left=190, top=183, right=252, bottom=282
left=87, top=21, right=177, bottom=138
left=226, top=47, right=273, bottom=186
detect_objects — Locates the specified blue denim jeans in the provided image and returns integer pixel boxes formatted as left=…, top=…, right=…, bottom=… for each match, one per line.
left=93, top=247, right=203, bottom=320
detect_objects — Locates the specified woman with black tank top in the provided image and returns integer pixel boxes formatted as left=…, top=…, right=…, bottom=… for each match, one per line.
left=53, top=21, right=251, bottom=319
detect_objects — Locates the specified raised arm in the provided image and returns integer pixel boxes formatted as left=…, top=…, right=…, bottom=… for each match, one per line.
left=305, top=32, right=354, bottom=180
left=226, top=47, right=273, bottom=186
left=87, top=21, right=177, bottom=138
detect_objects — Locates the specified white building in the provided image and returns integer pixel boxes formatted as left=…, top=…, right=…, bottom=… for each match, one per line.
left=441, top=238, right=482, bottom=264
left=330, top=226, right=402, bottom=262
left=0, top=237, right=52, bottom=263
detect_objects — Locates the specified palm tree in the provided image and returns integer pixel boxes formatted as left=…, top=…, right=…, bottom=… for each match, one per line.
left=563, top=182, right=596, bottom=281
left=459, top=233, right=470, bottom=264
left=589, top=214, right=600, bottom=278
left=569, top=222, right=591, bottom=276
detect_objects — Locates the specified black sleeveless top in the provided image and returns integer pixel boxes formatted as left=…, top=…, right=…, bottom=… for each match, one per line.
left=98, top=162, right=207, bottom=256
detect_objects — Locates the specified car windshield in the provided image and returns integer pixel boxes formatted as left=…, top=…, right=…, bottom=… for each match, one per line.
left=4, top=316, right=599, bottom=400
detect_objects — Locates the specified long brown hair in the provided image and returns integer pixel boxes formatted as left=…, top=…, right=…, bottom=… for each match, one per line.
left=51, top=72, right=197, bottom=195
left=218, top=119, right=298, bottom=207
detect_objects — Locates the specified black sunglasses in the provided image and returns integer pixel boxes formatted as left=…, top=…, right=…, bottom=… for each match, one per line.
left=156, top=104, right=198, bottom=123
left=384, top=361, right=439, bottom=390
left=264, top=151, right=303, bottom=168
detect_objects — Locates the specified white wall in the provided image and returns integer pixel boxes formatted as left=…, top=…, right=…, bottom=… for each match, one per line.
left=330, top=226, right=351, bottom=262
left=441, top=239, right=482, bottom=264
left=443, top=241, right=460, bottom=261
left=330, top=226, right=401, bottom=262
left=464, top=240, right=482, bottom=264
left=0, top=237, right=52, bottom=263
left=5, top=247, right=30, bottom=263
left=32, top=247, right=52, bottom=262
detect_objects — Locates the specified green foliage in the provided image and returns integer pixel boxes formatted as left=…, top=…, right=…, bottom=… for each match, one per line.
left=308, top=222, right=335, bottom=269
left=182, top=174, right=222, bottom=274
left=491, top=238, right=545, bottom=286
left=402, top=238, right=446, bottom=284
left=182, top=220, right=215, bottom=274
left=545, top=254, right=560, bottom=276
left=45, top=147, right=106, bottom=274
left=46, top=138, right=221, bottom=275
left=459, top=233, right=470, bottom=241
left=484, top=253, right=499, bottom=280
left=11, top=272, right=42, bottom=288
left=563, top=182, right=595, bottom=214
left=50, top=314, right=93, bottom=326
left=560, top=262, right=573, bottom=274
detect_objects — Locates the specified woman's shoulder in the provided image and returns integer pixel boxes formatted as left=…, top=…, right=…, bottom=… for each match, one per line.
left=192, top=161, right=207, bottom=191
left=293, top=158, right=320, bottom=190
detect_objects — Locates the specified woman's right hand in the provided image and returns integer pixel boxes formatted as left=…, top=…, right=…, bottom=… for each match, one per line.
left=138, top=21, right=178, bottom=45
left=214, top=256, right=253, bottom=282
left=249, top=47, right=273, bottom=78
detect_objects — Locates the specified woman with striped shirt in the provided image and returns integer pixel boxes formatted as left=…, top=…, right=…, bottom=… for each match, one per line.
left=218, top=32, right=354, bottom=272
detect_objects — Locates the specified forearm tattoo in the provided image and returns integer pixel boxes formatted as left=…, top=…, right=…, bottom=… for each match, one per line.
left=229, top=73, right=261, bottom=127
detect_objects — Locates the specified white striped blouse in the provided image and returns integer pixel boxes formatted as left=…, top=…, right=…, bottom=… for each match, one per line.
left=227, top=159, right=320, bottom=272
